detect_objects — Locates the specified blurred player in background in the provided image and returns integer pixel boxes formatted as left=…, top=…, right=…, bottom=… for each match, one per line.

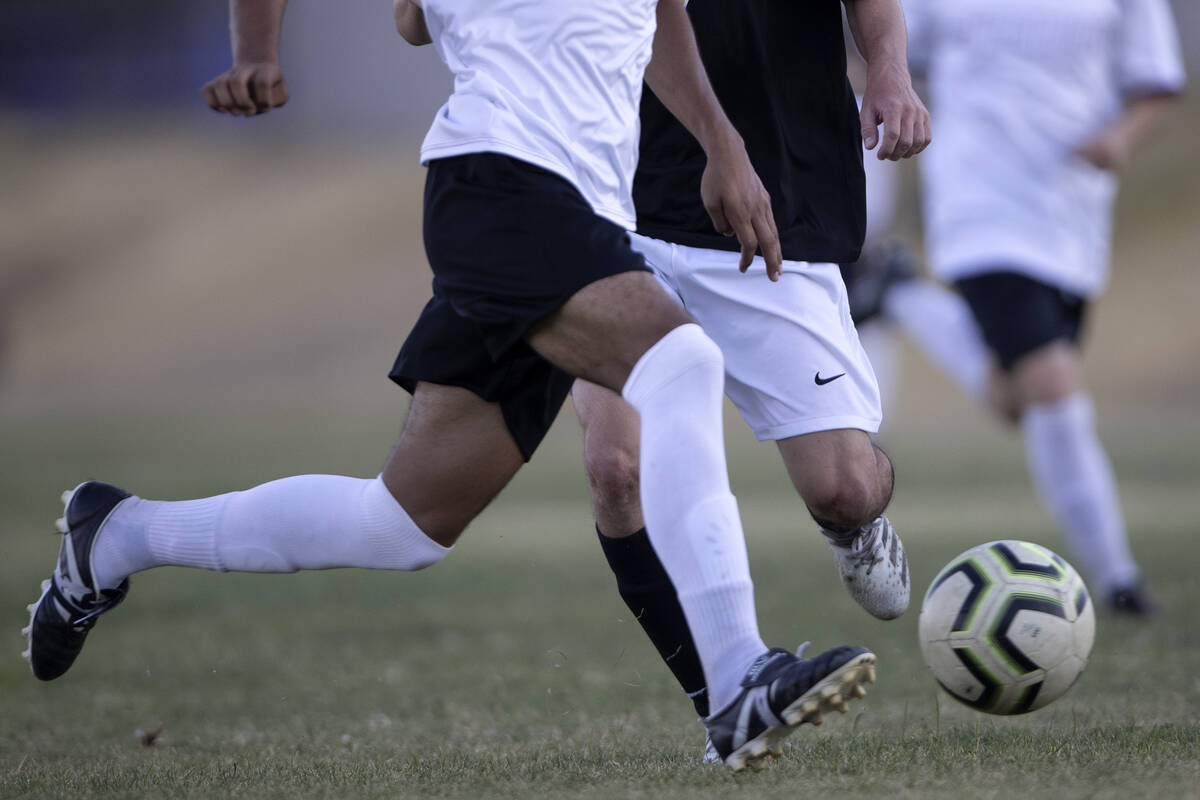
left=849, top=0, right=1185, bottom=615
left=575, top=0, right=928, bottom=756
left=23, top=0, right=883, bottom=772
left=838, top=33, right=992, bottom=415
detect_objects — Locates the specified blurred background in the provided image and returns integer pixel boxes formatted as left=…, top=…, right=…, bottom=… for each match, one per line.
left=1, top=0, right=1198, bottom=561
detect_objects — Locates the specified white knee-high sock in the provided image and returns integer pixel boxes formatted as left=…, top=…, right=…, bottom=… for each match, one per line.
left=622, top=323, right=765, bottom=712
left=1022, top=394, right=1139, bottom=592
left=883, top=280, right=991, bottom=405
left=91, top=475, right=450, bottom=588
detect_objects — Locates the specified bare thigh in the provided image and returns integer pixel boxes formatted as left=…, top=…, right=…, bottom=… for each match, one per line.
left=525, top=271, right=694, bottom=392
left=383, top=382, right=526, bottom=547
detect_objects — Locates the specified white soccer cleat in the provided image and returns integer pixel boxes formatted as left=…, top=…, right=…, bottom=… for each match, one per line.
left=823, top=515, right=909, bottom=620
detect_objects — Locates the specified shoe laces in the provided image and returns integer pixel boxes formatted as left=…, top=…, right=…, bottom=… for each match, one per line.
left=846, top=522, right=884, bottom=572
left=55, top=578, right=126, bottom=629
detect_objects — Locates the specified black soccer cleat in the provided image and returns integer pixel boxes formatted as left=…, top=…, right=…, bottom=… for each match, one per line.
left=22, top=481, right=133, bottom=681
left=704, top=644, right=876, bottom=771
left=839, top=239, right=919, bottom=326
left=1108, top=583, right=1159, bottom=617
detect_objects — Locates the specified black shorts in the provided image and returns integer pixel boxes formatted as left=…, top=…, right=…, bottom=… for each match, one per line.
left=955, top=271, right=1089, bottom=371
left=389, top=152, right=650, bottom=460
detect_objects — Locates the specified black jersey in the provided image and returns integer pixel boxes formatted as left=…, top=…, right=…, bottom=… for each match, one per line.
left=634, top=0, right=866, bottom=263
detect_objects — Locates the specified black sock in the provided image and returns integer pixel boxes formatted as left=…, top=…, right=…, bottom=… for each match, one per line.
left=596, top=526, right=709, bottom=718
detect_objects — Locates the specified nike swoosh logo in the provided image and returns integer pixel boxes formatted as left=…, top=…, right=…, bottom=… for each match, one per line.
left=814, top=371, right=846, bottom=386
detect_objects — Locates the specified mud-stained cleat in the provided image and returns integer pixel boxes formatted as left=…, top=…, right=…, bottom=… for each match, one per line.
left=822, top=515, right=909, bottom=620
left=704, top=644, right=876, bottom=771
left=23, top=482, right=132, bottom=681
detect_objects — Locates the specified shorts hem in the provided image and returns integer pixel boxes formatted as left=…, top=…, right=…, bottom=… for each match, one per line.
left=750, top=414, right=882, bottom=442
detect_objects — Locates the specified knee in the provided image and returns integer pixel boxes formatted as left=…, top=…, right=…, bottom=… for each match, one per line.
left=804, top=454, right=891, bottom=531
left=585, top=438, right=641, bottom=518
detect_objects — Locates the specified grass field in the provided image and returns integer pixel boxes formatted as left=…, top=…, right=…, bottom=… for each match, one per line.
left=2, top=410, right=1199, bottom=799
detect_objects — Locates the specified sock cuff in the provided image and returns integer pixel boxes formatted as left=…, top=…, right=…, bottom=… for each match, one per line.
left=361, top=476, right=450, bottom=570
left=1023, top=392, right=1094, bottom=429
left=621, top=323, right=722, bottom=408
left=147, top=495, right=226, bottom=571
left=596, top=527, right=674, bottom=587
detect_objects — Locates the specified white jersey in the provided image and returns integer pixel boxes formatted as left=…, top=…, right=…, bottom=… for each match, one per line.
left=418, top=0, right=657, bottom=230
left=905, top=0, right=1185, bottom=297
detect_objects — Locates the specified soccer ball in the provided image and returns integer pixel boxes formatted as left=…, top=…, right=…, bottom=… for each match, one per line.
left=918, top=540, right=1095, bottom=715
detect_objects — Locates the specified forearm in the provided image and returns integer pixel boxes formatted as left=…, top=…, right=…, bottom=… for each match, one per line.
left=230, top=0, right=288, bottom=65
left=844, top=0, right=908, bottom=73
left=1111, top=93, right=1176, bottom=151
left=395, top=0, right=431, bottom=46
left=643, top=0, right=739, bottom=154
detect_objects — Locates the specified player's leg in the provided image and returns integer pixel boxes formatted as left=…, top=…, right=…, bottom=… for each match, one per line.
left=526, top=271, right=769, bottom=713
left=575, top=379, right=710, bottom=718
left=956, top=272, right=1150, bottom=613
left=773, top=429, right=907, bottom=620
left=23, top=280, right=562, bottom=681
left=663, top=240, right=909, bottom=618
left=383, top=382, right=526, bottom=546
left=777, top=429, right=892, bottom=531
left=23, top=379, right=529, bottom=681
left=1011, top=341, right=1148, bottom=611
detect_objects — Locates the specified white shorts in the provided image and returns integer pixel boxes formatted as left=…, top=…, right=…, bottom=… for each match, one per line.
left=629, top=232, right=882, bottom=441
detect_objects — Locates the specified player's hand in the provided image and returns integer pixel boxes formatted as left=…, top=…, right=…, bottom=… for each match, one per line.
left=201, top=62, right=289, bottom=117
left=860, top=61, right=930, bottom=161
left=700, top=132, right=783, bottom=281
left=1074, top=127, right=1128, bottom=171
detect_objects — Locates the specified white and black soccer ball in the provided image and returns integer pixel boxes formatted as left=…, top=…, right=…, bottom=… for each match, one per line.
left=918, top=540, right=1095, bottom=715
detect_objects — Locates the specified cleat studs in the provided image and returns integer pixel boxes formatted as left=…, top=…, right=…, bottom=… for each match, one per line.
left=27, top=604, right=37, bottom=613
left=55, top=518, right=68, bottom=534
left=41, top=579, right=51, bottom=591
left=61, top=489, right=74, bottom=505
left=810, top=714, right=823, bottom=727
left=852, top=684, right=867, bottom=699
left=820, top=685, right=839, bottom=699
left=21, top=626, right=30, bottom=637
left=21, top=649, right=31, bottom=662
left=865, top=665, right=877, bottom=684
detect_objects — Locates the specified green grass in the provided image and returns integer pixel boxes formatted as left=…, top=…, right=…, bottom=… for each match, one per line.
left=2, top=411, right=1199, bottom=799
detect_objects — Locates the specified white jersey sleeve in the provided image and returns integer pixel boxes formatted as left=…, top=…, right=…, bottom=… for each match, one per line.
left=1115, top=0, right=1187, bottom=97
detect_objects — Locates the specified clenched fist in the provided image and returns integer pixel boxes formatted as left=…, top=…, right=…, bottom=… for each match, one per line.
left=201, top=62, right=289, bottom=117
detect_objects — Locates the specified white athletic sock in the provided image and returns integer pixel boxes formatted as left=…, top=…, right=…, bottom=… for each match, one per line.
left=90, top=475, right=450, bottom=589
left=1022, top=394, right=1139, bottom=592
left=883, top=280, right=991, bottom=404
left=622, top=323, right=765, bottom=711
